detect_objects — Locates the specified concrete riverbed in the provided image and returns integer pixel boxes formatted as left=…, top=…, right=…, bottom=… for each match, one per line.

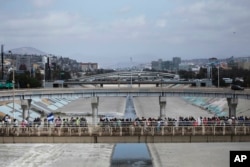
left=0, top=143, right=250, bottom=167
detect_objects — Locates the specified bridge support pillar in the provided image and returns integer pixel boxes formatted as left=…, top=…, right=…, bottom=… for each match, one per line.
left=159, top=96, right=166, bottom=119
left=196, top=81, right=201, bottom=87
left=21, top=100, right=28, bottom=120
left=227, top=96, right=238, bottom=118
left=91, top=96, right=99, bottom=126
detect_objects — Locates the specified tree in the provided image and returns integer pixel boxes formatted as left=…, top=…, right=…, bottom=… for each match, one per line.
left=196, top=68, right=207, bottom=79
left=8, top=71, right=42, bottom=88
left=178, top=70, right=196, bottom=80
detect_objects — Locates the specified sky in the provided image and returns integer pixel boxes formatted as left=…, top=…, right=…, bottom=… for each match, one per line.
left=1, top=0, right=250, bottom=68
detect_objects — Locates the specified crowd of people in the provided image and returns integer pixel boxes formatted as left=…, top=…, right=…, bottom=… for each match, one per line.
left=51, top=116, right=88, bottom=127
left=99, top=115, right=250, bottom=127
left=1, top=114, right=250, bottom=128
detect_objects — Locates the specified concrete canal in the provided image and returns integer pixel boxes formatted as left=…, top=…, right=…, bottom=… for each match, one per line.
left=110, top=95, right=153, bottom=167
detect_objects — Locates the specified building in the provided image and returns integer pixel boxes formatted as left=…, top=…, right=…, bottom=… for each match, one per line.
left=162, top=61, right=173, bottom=71
left=151, top=59, right=163, bottom=71
left=236, top=57, right=250, bottom=70
left=151, top=58, right=180, bottom=72
left=172, top=57, right=181, bottom=72
left=16, top=55, right=32, bottom=72
left=81, top=63, right=98, bottom=72
left=208, top=57, right=218, bottom=67
left=238, top=62, right=250, bottom=70
left=179, top=63, right=199, bottom=72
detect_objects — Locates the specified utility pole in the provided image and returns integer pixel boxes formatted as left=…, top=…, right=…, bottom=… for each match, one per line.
left=9, top=51, right=15, bottom=119
left=1, top=45, right=4, bottom=80
left=218, top=66, right=220, bottom=87
left=130, top=57, right=132, bottom=88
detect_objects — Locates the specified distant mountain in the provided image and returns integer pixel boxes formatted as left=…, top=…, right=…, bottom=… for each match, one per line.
left=9, top=47, right=47, bottom=55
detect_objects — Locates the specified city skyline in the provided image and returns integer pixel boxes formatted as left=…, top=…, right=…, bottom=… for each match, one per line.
left=1, top=0, right=250, bottom=68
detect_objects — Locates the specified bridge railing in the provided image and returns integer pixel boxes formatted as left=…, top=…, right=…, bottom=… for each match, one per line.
left=1, top=124, right=250, bottom=137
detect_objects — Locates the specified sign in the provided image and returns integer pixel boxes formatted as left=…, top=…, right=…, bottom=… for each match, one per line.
left=230, top=151, right=250, bottom=167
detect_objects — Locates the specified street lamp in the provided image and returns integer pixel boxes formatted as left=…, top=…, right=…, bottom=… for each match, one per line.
left=130, top=57, right=132, bottom=88
left=9, top=51, right=15, bottom=119
left=43, top=55, right=47, bottom=88
left=217, top=66, right=220, bottom=88
left=27, top=99, right=32, bottom=122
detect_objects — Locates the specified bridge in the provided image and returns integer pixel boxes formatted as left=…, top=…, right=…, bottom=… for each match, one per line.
left=0, top=87, right=249, bottom=119
left=0, top=87, right=249, bottom=100
left=77, top=71, right=177, bottom=81
left=1, top=87, right=249, bottom=143
left=1, top=123, right=250, bottom=143
left=64, top=80, right=198, bottom=87
left=66, top=71, right=212, bottom=87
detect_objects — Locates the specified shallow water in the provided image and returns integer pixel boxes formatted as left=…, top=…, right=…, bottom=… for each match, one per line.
left=111, top=143, right=153, bottom=167
left=109, top=96, right=154, bottom=166
left=124, top=95, right=137, bottom=120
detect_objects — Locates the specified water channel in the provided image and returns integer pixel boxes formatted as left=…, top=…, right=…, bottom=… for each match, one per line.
left=110, top=95, right=153, bottom=167
left=123, top=95, right=137, bottom=120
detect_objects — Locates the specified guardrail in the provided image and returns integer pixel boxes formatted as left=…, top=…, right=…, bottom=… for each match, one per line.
left=1, top=125, right=250, bottom=137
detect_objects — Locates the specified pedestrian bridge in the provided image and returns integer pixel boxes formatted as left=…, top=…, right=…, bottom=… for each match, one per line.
left=1, top=124, right=250, bottom=143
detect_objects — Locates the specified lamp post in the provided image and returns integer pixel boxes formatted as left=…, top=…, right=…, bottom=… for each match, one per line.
left=218, top=66, right=220, bottom=88
left=130, top=57, right=132, bottom=88
left=43, top=55, right=47, bottom=88
left=27, top=99, right=32, bottom=122
left=9, top=51, right=15, bottom=119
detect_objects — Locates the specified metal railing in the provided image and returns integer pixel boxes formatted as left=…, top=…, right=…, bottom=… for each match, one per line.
left=1, top=87, right=250, bottom=101
left=1, top=123, right=250, bottom=137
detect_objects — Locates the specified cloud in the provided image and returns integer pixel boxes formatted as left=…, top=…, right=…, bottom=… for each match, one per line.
left=118, top=6, right=132, bottom=14
left=1, top=11, right=147, bottom=46
left=155, top=0, right=250, bottom=44
left=29, top=0, right=56, bottom=7
left=2, top=0, right=250, bottom=64
left=173, top=1, right=250, bottom=30
left=155, top=19, right=166, bottom=28
left=0, top=11, right=96, bottom=50
left=111, top=15, right=146, bottom=29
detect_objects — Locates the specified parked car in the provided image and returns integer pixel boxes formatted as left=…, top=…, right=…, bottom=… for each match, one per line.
left=231, top=84, right=244, bottom=90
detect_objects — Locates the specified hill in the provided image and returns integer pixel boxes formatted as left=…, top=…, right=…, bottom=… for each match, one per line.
left=9, top=47, right=47, bottom=55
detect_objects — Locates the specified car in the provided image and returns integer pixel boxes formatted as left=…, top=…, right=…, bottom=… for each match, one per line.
left=231, top=84, right=244, bottom=90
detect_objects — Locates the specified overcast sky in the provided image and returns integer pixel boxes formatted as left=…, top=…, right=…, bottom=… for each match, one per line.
left=1, top=0, right=250, bottom=67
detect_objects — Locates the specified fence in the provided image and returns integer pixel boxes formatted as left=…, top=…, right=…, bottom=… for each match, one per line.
left=1, top=124, right=250, bottom=137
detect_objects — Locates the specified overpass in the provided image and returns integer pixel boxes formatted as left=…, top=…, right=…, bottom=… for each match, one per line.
left=0, top=87, right=249, bottom=100
left=66, top=71, right=212, bottom=87
left=63, top=80, right=211, bottom=87
left=77, top=71, right=177, bottom=82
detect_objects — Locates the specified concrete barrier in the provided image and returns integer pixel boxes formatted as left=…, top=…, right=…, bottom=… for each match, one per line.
left=207, top=135, right=232, bottom=142
left=232, top=135, right=250, bottom=142
left=190, top=136, right=208, bottom=142
left=1, top=135, right=249, bottom=143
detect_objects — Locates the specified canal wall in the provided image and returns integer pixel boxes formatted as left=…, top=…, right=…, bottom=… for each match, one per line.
left=1, top=135, right=249, bottom=143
